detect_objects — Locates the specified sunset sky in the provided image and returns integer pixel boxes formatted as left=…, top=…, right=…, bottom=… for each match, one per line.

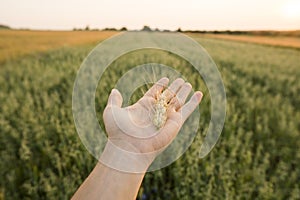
left=1, top=0, right=300, bottom=30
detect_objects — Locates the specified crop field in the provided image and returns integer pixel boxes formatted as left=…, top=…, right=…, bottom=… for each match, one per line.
left=0, top=30, right=299, bottom=199
left=0, top=30, right=116, bottom=63
left=188, top=32, right=300, bottom=49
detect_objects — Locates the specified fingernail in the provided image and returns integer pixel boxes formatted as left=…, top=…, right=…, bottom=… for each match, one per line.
left=195, top=91, right=203, bottom=100
left=160, top=77, right=169, bottom=82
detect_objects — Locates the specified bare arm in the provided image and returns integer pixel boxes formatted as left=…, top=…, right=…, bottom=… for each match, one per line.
left=72, top=156, right=146, bottom=200
left=72, top=77, right=203, bottom=200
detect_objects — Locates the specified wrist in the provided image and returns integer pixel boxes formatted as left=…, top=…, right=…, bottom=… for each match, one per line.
left=99, top=139, right=155, bottom=173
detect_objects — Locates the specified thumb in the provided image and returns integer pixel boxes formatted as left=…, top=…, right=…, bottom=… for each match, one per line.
left=107, top=88, right=123, bottom=107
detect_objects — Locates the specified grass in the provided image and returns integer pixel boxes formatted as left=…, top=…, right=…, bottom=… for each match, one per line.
left=0, top=30, right=299, bottom=199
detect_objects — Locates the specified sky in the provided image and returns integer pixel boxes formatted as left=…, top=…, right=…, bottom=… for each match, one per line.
left=1, top=0, right=300, bottom=30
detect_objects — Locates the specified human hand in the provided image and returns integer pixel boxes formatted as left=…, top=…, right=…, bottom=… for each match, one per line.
left=102, top=77, right=202, bottom=159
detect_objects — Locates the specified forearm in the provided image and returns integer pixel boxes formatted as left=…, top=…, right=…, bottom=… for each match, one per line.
left=72, top=162, right=145, bottom=200
left=72, top=141, right=151, bottom=200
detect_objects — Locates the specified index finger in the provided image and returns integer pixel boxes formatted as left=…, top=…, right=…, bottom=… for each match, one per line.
left=144, top=77, right=169, bottom=98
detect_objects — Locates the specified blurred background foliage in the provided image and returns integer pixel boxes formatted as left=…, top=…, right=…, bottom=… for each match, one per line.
left=0, top=32, right=299, bottom=199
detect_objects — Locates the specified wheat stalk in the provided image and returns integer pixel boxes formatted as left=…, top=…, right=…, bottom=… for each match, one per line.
left=153, top=91, right=168, bottom=129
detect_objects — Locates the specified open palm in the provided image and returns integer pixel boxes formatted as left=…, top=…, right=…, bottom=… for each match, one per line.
left=103, top=77, right=203, bottom=155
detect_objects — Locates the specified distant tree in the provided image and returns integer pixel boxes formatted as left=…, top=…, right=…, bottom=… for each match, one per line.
left=0, top=24, right=11, bottom=29
left=85, top=25, right=90, bottom=31
left=177, top=27, right=182, bottom=32
left=141, top=25, right=152, bottom=32
left=103, top=27, right=117, bottom=31
left=120, top=27, right=127, bottom=31
left=154, top=28, right=160, bottom=32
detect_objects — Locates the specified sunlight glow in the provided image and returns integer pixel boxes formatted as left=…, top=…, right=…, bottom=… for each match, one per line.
left=282, top=1, right=300, bottom=19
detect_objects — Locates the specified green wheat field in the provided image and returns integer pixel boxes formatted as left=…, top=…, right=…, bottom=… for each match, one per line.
left=0, top=30, right=299, bottom=199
